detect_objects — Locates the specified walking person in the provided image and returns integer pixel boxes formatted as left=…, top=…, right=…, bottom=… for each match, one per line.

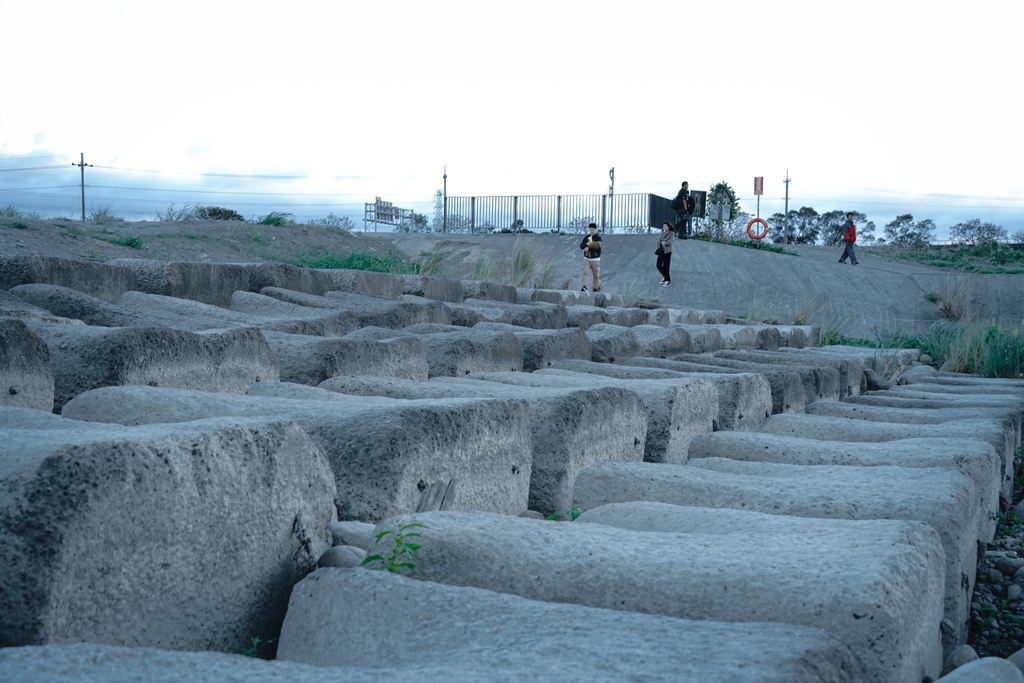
left=671, top=181, right=691, bottom=238
left=656, top=221, right=675, bottom=287
left=838, top=212, right=859, bottom=265
left=580, top=222, right=602, bottom=292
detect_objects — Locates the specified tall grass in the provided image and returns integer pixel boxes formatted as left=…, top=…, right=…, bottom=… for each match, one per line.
left=917, top=321, right=1024, bottom=378
left=295, top=248, right=418, bottom=274
left=510, top=237, right=538, bottom=287
left=938, top=271, right=972, bottom=321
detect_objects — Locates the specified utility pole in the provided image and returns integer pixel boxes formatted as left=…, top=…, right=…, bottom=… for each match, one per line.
left=607, top=167, right=614, bottom=232
left=442, top=166, right=448, bottom=234
left=72, top=153, right=92, bottom=222
left=783, top=170, right=791, bottom=244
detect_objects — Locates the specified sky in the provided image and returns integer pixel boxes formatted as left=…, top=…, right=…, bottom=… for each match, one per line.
left=1, top=0, right=1022, bottom=240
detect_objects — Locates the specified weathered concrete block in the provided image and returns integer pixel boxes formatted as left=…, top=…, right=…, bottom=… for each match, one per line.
left=584, top=323, right=641, bottom=363
left=0, top=408, right=335, bottom=651
left=246, top=263, right=335, bottom=296
left=565, top=305, right=608, bottom=330
left=628, top=356, right=806, bottom=415
left=669, top=323, right=725, bottom=352
left=516, top=287, right=569, bottom=305
left=671, top=352, right=842, bottom=404
left=228, top=290, right=361, bottom=336
left=260, top=288, right=452, bottom=328
left=322, top=268, right=405, bottom=299
left=459, top=279, right=518, bottom=303
left=444, top=302, right=487, bottom=327
left=604, top=307, right=649, bottom=327
left=261, top=331, right=429, bottom=384
left=774, top=325, right=815, bottom=348
left=315, top=374, right=647, bottom=515
left=629, top=324, right=693, bottom=357
left=351, top=324, right=523, bottom=377
left=666, top=308, right=727, bottom=325
left=10, top=283, right=152, bottom=328
left=402, top=274, right=464, bottom=302
left=719, top=349, right=865, bottom=397
left=26, top=322, right=278, bottom=411
left=0, top=320, right=54, bottom=411
left=467, top=369, right=717, bottom=464
left=106, top=258, right=250, bottom=306
left=0, top=255, right=137, bottom=303
left=116, top=290, right=299, bottom=332
left=550, top=360, right=771, bottom=432
left=462, top=298, right=568, bottom=329
left=61, top=385, right=533, bottom=522
left=708, top=324, right=782, bottom=350
left=938, top=656, right=1024, bottom=682
left=277, top=568, right=859, bottom=682
left=687, top=431, right=1002, bottom=541
left=370, top=510, right=943, bottom=683
left=573, top=458, right=978, bottom=644
left=761, top=412, right=1018, bottom=503
left=0, top=289, right=83, bottom=325
left=473, top=323, right=592, bottom=371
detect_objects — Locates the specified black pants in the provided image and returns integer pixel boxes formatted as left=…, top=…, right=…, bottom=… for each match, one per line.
left=656, top=252, right=672, bottom=282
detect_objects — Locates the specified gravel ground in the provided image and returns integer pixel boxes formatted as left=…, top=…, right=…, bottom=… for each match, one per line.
left=968, top=461, right=1024, bottom=659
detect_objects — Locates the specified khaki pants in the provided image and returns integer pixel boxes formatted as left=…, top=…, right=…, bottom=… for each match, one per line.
left=582, top=259, right=600, bottom=290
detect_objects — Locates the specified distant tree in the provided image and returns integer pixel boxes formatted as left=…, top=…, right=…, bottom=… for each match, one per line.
left=1013, top=229, right=1024, bottom=243
left=394, top=212, right=430, bottom=233
left=859, top=220, right=878, bottom=245
left=949, top=218, right=1008, bottom=245
left=767, top=212, right=792, bottom=244
left=884, top=214, right=935, bottom=248
left=789, top=206, right=821, bottom=244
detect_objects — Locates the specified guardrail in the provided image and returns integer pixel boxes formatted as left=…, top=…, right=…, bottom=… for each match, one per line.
left=442, top=193, right=677, bottom=233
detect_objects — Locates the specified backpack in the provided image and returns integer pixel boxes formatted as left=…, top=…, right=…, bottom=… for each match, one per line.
left=671, top=194, right=682, bottom=211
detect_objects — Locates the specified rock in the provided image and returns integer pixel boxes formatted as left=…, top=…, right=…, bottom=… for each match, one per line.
left=943, top=644, right=980, bottom=675
left=318, top=545, right=366, bottom=568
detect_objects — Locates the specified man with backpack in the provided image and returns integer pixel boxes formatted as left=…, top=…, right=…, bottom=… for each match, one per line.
left=671, top=181, right=692, bottom=238
left=838, top=212, right=859, bottom=265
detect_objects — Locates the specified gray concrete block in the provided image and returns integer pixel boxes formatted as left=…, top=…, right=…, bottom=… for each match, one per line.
left=761, top=412, right=1018, bottom=503
left=670, top=352, right=842, bottom=403
left=628, top=356, right=807, bottom=415
left=0, top=319, right=54, bottom=412
left=467, top=369, right=717, bottom=464
left=584, top=323, right=641, bottom=363
left=245, top=262, right=335, bottom=296
left=260, top=287, right=452, bottom=328
left=0, top=289, right=84, bottom=325
left=604, top=307, right=649, bottom=327
left=565, top=304, right=608, bottom=330
left=373, top=324, right=524, bottom=377
left=370, top=509, right=943, bottom=683
left=315, top=374, right=647, bottom=515
left=463, top=298, right=568, bottom=329
left=0, top=409, right=335, bottom=650
left=0, top=255, right=137, bottom=303
left=261, top=331, right=429, bottom=384
left=774, top=325, right=815, bottom=348
left=10, top=283, right=153, bottom=328
left=444, top=302, right=487, bottom=327
left=669, top=323, right=725, bottom=352
left=26, top=322, right=278, bottom=411
left=687, top=431, right=1002, bottom=541
left=717, top=349, right=865, bottom=397
left=550, top=360, right=771, bottom=432
left=939, top=656, right=1024, bottom=682
left=629, top=324, right=693, bottom=357
left=459, top=279, right=518, bottom=303
left=228, top=290, right=362, bottom=336
left=61, top=385, right=533, bottom=522
left=402, top=274, right=464, bottom=302
left=323, top=268, right=405, bottom=298
left=106, top=258, right=250, bottom=306
left=473, top=323, right=592, bottom=371
left=277, top=567, right=859, bottom=683
left=579, top=457, right=977, bottom=644
left=666, top=308, right=727, bottom=324
left=708, top=324, right=782, bottom=350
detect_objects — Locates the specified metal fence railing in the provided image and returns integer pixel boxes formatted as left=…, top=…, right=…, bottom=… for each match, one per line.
left=441, top=193, right=677, bottom=233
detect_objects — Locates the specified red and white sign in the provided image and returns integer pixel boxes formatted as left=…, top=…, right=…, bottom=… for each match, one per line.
left=754, top=177, right=764, bottom=196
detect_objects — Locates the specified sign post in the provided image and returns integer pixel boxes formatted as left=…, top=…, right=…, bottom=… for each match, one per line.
left=753, top=176, right=764, bottom=218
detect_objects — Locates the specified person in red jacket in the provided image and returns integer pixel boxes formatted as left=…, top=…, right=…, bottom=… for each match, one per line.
left=838, top=212, right=859, bottom=265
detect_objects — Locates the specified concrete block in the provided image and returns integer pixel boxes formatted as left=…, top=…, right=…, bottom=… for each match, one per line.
left=550, top=360, right=771, bottom=432
left=61, top=385, right=533, bottom=522
left=584, top=323, right=641, bottom=363
left=670, top=352, right=842, bottom=403
left=0, top=319, right=54, bottom=412
left=245, top=262, right=335, bottom=296
left=687, top=431, right=1001, bottom=541
left=276, top=568, right=860, bottom=683
left=717, top=349, right=865, bottom=397
left=761, top=413, right=1018, bottom=503
left=315, top=374, right=647, bottom=515
left=460, top=279, right=518, bottom=303
left=669, top=323, right=725, bottom=352
left=26, top=322, right=278, bottom=411
left=566, top=305, right=608, bottom=330
left=604, top=307, right=649, bottom=327
left=228, top=290, right=361, bottom=336
left=628, top=356, right=807, bottom=415
left=463, top=298, right=568, bottom=329
left=0, top=255, right=137, bottom=303
left=10, top=283, right=152, bottom=328
left=629, top=324, right=693, bottom=357
left=370, top=509, right=943, bottom=683
left=0, top=409, right=335, bottom=650
left=364, top=324, right=524, bottom=377
left=939, top=656, right=1024, bottom=682
left=402, top=274, right=464, bottom=302
left=322, top=268, right=405, bottom=298
left=261, top=330, right=429, bottom=384
left=573, top=458, right=978, bottom=644
left=260, top=287, right=452, bottom=328
left=0, top=289, right=83, bottom=325
left=466, top=369, right=718, bottom=464
left=473, top=323, right=592, bottom=371
left=106, top=258, right=250, bottom=306
left=444, top=302, right=487, bottom=327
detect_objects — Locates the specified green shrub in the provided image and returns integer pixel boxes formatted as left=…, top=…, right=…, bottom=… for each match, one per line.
left=109, top=236, right=144, bottom=249
left=90, top=205, right=123, bottom=224
left=196, top=206, right=245, bottom=221
left=257, top=211, right=294, bottom=226
left=360, top=521, right=426, bottom=573
left=295, top=249, right=418, bottom=274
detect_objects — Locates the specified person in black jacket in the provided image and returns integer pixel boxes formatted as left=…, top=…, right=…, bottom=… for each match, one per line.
left=671, top=181, right=691, bottom=238
left=656, top=221, right=675, bottom=286
left=579, top=223, right=602, bottom=292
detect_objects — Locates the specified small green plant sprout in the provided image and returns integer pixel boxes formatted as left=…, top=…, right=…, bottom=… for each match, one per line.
left=257, top=211, right=294, bottom=226
left=359, top=521, right=426, bottom=573
left=545, top=506, right=584, bottom=521
left=233, top=635, right=273, bottom=658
